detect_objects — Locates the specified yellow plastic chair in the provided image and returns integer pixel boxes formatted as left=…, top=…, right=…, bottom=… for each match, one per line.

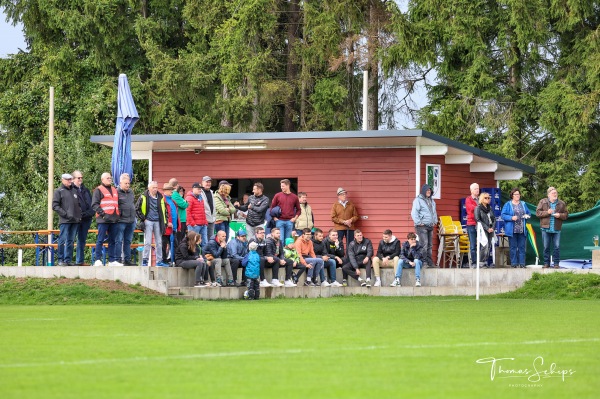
left=437, top=216, right=459, bottom=268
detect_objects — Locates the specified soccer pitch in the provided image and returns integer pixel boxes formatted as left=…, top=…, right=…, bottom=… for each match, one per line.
left=0, top=297, right=598, bottom=399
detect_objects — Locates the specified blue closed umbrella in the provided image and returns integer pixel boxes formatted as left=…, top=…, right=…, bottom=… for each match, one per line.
left=111, top=74, right=139, bottom=182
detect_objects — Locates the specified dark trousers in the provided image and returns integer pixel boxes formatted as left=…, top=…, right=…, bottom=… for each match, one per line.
left=264, top=258, right=294, bottom=280
left=415, top=225, right=434, bottom=267
left=177, top=260, right=206, bottom=283
left=95, top=223, right=117, bottom=262
left=162, top=234, right=175, bottom=263
left=342, top=259, right=372, bottom=279
left=75, top=218, right=92, bottom=264
left=230, top=258, right=245, bottom=283
left=176, top=223, right=187, bottom=245
left=203, top=263, right=216, bottom=282
left=337, top=229, right=355, bottom=245
left=246, top=278, right=260, bottom=300
left=466, top=225, right=477, bottom=266
left=292, top=262, right=307, bottom=281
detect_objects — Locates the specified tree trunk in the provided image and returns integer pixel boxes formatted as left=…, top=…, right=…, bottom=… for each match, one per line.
left=284, top=0, right=300, bottom=132
left=367, top=0, right=379, bottom=130
left=221, top=85, right=232, bottom=128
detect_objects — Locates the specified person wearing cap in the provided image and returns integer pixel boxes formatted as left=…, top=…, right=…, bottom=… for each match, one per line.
left=169, top=178, right=189, bottom=243
left=71, top=170, right=93, bottom=266
left=227, top=229, right=249, bottom=286
left=136, top=180, right=168, bottom=267
left=294, top=192, right=314, bottom=237
left=284, top=237, right=307, bottom=284
left=200, top=176, right=217, bottom=238
left=91, top=172, right=122, bottom=266
left=214, top=180, right=237, bottom=242
left=411, top=184, right=438, bottom=268
left=161, top=183, right=179, bottom=265
left=52, top=173, right=82, bottom=266
left=186, top=182, right=208, bottom=247
left=270, top=179, right=301, bottom=242
left=330, top=187, right=359, bottom=245
left=234, top=182, right=270, bottom=241
left=114, top=173, right=137, bottom=266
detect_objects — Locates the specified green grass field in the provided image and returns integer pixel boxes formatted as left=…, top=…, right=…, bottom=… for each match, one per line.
left=1, top=296, right=598, bottom=399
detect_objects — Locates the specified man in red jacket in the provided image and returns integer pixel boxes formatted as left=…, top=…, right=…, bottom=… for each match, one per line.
left=186, top=182, right=209, bottom=247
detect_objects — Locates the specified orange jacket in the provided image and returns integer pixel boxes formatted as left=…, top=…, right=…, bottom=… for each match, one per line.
left=295, top=238, right=316, bottom=266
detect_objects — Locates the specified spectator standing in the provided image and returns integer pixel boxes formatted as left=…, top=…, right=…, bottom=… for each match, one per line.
left=474, top=192, right=496, bottom=268
left=115, top=173, right=137, bottom=266
left=52, top=173, right=81, bottom=266
left=294, top=192, right=314, bottom=236
left=169, top=178, right=189, bottom=243
left=295, top=228, right=324, bottom=286
left=330, top=187, right=359, bottom=245
left=235, top=182, right=269, bottom=241
left=227, top=229, right=249, bottom=286
left=536, top=187, right=568, bottom=268
left=91, top=173, right=121, bottom=266
left=244, top=241, right=261, bottom=300
left=136, top=181, right=168, bottom=267
left=175, top=231, right=208, bottom=287
left=501, top=188, right=531, bottom=268
left=162, top=183, right=179, bottom=265
left=372, top=229, right=401, bottom=287
left=270, top=179, right=301, bottom=241
left=341, top=229, right=371, bottom=287
left=72, top=170, right=93, bottom=266
left=465, top=183, right=479, bottom=268
left=201, top=176, right=217, bottom=239
left=411, top=184, right=438, bottom=268
left=214, top=180, right=237, bottom=242
left=186, top=182, right=209, bottom=247
left=391, top=232, right=424, bottom=287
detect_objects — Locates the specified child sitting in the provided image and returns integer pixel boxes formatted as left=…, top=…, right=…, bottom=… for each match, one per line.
left=283, top=238, right=306, bottom=285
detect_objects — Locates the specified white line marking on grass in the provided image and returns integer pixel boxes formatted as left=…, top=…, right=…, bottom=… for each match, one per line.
left=0, top=339, right=596, bottom=369
left=2, top=318, right=64, bottom=322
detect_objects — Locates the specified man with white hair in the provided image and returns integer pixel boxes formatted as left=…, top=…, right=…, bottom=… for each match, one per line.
left=536, top=187, right=569, bottom=268
left=136, top=181, right=168, bottom=267
left=91, top=172, right=121, bottom=266
left=465, top=183, right=479, bottom=268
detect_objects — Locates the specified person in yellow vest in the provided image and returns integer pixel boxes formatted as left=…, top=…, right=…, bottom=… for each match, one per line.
left=294, top=192, right=314, bottom=237
left=136, top=181, right=168, bottom=266
left=91, top=172, right=121, bottom=266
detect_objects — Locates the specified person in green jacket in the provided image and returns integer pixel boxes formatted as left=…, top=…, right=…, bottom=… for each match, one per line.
left=169, top=178, right=189, bottom=244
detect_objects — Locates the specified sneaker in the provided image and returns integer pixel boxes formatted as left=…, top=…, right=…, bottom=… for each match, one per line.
left=359, top=279, right=367, bottom=287
left=215, top=277, right=223, bottom=287
left=211, top=281, right=219, bottom=287
left=303, top=280, right=312, bottom=287
left=93, top=260, right=103, bottom=267
left=284, top=279, right=297, bottom=287
left=194, top=281, right=206, bottom=288
left=292, top=273, right=299, bottom=284
left=260, top=279, right=273, bottom=288
left=331, top=281, right=342, bottom=287
left=415, top=279, right=421, bottom=287
left=313, top=281, right=321, bottom=286
left=321, top=281, right=331, bottom=287
left=156, top=261, right=169, bottom=267
left=390, top=278, right=400, bottom=287
left=57, top=261, right=67, bottom=266
left=227, top=279, right=236, bottom=287
left=142, top=259, right=148, bottom=266
left=124, top=260, right=136, bottom=266
left=271, top=279, right=284, bottom=287
left=374, top=279, right=381, bottom=287
left=366, top=278, right=371, bottom=287
left=342, top=279, right=348, bottom=287
left=108, top=261, right=124, bottom=267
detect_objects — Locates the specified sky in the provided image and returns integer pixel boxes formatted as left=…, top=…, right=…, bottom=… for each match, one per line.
left=0, top=10, right=27, bottom=58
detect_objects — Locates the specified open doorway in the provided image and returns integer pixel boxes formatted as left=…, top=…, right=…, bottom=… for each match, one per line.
left=207, top=178, right=298, bottom=204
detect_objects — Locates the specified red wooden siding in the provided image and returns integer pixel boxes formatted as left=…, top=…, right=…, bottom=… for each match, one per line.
left=152, top=150, right=498, bottom=258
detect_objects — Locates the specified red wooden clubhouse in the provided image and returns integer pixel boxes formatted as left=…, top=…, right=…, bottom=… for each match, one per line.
left=91, top=130, right=534, bottom=259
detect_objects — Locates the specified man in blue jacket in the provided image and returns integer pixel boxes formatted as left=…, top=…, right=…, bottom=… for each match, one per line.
left=227, top=229, right=249, bottom=286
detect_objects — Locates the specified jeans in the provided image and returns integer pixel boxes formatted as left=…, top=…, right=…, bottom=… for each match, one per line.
left=95, top=223, right=118, bottom=263
left=114, top=222, right=135, bottom=263
left=75, top=218, right=92, bottom=264
left=542, top=230, right=561, bottom=266
left=188, top=225, right=208, bottom=248
left=276, top=220, right=294, bottom=241
left=214, top=221, right=230, bottom=242
left=58, top=223, right=78, bottom=263
left=415, top=225, right=434, bottom=266
left=143, top=220, right=163, bottom=263
left=508, top=232, right=527, bottom=266
left=319, top=258, right=338, bottom=282
left=395, top=259, right=422, bottom=280
left=303, top=257, right=324, bottom=279
left=466, top=225, right=477, bottom=266
left=337, top=229, right=355, bottom=245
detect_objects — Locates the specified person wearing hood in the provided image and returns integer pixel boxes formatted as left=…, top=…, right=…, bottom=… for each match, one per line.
left=410, top=184, right=438, bottom=268
left=474, top=192, right=496, bottom=267
left=372, top=229, right=401, bottom=286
